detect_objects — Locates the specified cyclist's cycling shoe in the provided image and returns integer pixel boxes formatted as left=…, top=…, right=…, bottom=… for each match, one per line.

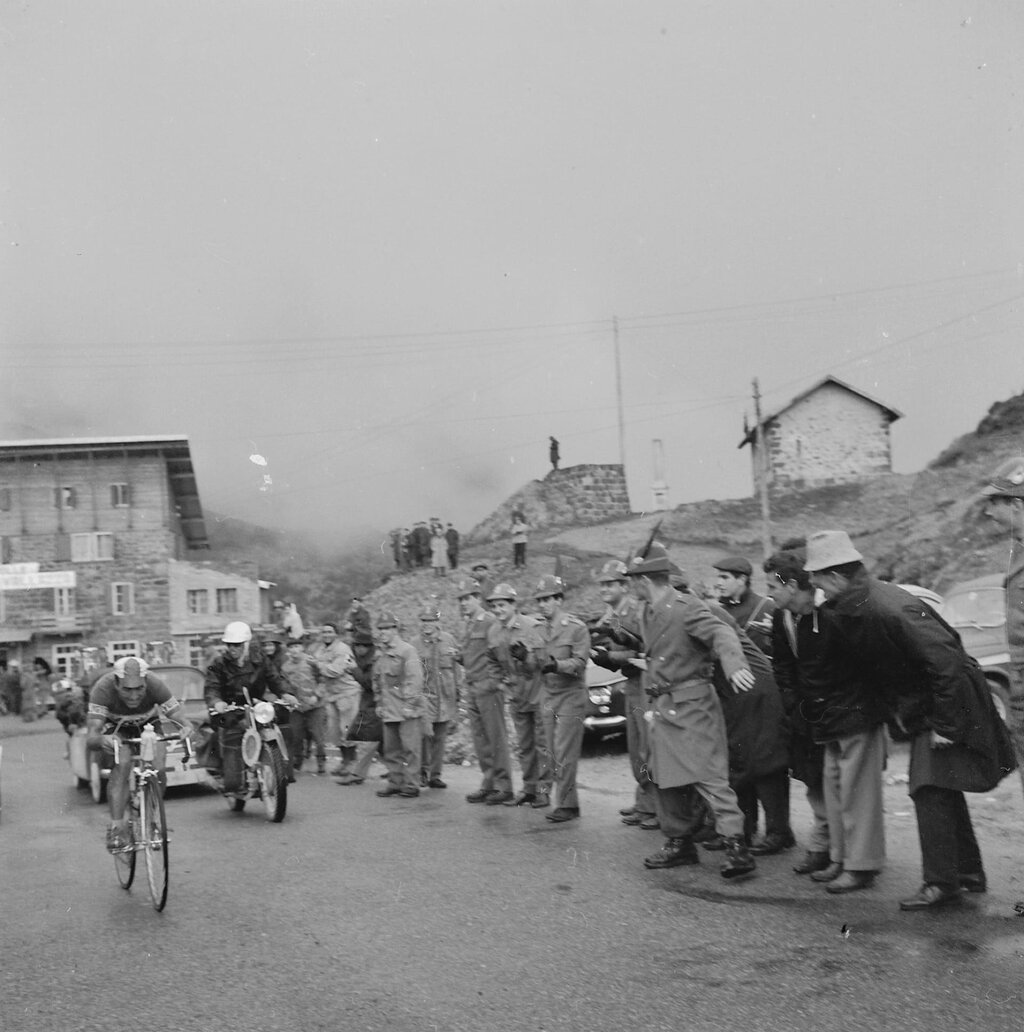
left=106, top=824, right=133, bottom=853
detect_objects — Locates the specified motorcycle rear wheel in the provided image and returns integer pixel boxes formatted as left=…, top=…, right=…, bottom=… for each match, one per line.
left=257, top=744, right=287, bottom=822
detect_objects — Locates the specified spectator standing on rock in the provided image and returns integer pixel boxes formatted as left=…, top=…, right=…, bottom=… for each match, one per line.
left=411, top=605, right=461, bottom=789
left=374, top=611, right=426, bottom=799
left=808, top=528, right=1016, bottom=910
left=445, top=523, right=460, bottom=570
left=456, top=578, right=514, bottom=806
left=430, top=526, right=449, bottom=577
left=531, top=574, right=591, bottom=824
left=549, top=436, right=560, bottom=471
left=510, top=511, right=530, bottom=569
left=346, top=597, right=372, bottom=638
left=411, top=522, right=431, bottom=568
left=488, top=583, right=552, bottom=808
left=712, top=556, right=775, bottom=657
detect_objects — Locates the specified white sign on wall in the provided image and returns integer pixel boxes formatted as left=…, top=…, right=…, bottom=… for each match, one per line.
left=0, top=570, right=77, bottom=590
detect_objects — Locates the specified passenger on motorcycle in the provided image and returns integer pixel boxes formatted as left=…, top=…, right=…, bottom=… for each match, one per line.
left=203, top=621, right=295, bottom=791
left=86, top=656, right=192, bottom=853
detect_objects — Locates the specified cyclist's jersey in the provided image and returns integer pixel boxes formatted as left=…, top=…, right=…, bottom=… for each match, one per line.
left=87, top=672, right=177, bottom=733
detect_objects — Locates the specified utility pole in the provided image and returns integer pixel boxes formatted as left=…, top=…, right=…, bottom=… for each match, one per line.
left=752, top=378, right=773, bottom=558
left=613, top=315, right=626, bottom=469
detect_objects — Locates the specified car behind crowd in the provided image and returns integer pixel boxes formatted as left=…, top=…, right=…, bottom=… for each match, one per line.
left=68, top=664, right=213, bottom=803
left=583, top=661, right=627, bottom=738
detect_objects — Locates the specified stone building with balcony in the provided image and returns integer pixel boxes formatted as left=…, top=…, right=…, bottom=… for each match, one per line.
left=0, top=436, right=267, bottom=677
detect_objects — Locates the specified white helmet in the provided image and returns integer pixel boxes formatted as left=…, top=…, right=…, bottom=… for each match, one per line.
left=221, top=621, right=253, bottom=645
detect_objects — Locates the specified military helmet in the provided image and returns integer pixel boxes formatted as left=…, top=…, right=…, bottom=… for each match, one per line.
left=418, top=604, right=441, bottom=622
left=981, top=457, right=1024, bottom=499
left=534, top=574, right=566, bottom=599
left=376, top=610, right=399, bottom=629
left=487, top=582, right=518, bottom=602
left=455, top=578, right=482, bottom=599
left=596, top=559, right=628, bottom=583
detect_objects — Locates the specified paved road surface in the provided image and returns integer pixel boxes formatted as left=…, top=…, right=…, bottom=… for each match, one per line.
left=2, top=718, right=1023, bottom=1032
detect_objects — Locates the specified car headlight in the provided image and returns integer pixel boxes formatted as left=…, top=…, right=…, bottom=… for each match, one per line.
left=253, top=701, right=276, bottom=725
left=589, top=687, right=612, bottom=705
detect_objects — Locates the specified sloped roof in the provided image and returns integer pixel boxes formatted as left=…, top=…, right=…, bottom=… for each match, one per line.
left=739, top=375, right=903, bottom=449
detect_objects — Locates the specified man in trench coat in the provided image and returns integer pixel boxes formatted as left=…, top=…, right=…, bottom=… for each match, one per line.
left=807, top=530, right=1017, bottom=911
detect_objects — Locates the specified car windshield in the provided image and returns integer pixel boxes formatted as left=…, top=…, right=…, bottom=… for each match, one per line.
left=942, top=588, right=1006, bottom=629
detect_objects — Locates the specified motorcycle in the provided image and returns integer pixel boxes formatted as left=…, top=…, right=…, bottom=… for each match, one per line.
left=210, top=688, right=291, bottom=822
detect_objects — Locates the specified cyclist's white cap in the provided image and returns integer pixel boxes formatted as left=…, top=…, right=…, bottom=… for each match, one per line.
left=114, top=656, right=148, bottom=687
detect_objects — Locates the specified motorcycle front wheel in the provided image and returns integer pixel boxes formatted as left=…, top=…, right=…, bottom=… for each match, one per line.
left=257, top=743, right=287, bottom=822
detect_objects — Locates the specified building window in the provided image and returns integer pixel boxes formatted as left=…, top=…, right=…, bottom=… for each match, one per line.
left=54, top=587, right=75, bottom=616
left=111, top=582, right=135, bottom=616
left=187, top=636, right=205, bottom=669
left=110, top=483, right=131, bottom=508
left=53, top=486, right=77, bottom=509
left=216, top=588, right=238, bottom=614
left=70, top=532, right=114, bottom=562
left=107, top=640, right=140, bottom=663
left=0, top=486, right=11, bottom=511
left=187, top=589, right=209, bottom=615
left=53, top=644, right=81, bottom=678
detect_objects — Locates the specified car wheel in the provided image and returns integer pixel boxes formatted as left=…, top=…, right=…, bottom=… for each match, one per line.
left=89, top=756, right=107, bottom=804
left=987, top=677, right=1011, bottom=725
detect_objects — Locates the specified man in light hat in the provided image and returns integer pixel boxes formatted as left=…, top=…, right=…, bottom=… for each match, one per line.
left=807, top=529, right=1016, bottom=909
left=411, top=604, right=461, bottom=789
left=712, top=555, right=775, bottom=657
left=86, top=657, right=191, bottom=853
left=488, top=583, right=552, bottom=807
left=456, top=578, right=514, bottom=805
left=589, top=559, right=657, bottom=829
left=979, top=456, right=1024, bottom=788
left=373, top=611, right=426, bottom=798
left=532, top=574, right=590, bottom=822
left=626, top=543, right=757, bottom=879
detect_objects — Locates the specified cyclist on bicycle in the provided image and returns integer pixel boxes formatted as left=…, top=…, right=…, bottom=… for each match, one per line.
left=203, top=621, right=295, bottom=791
left=86, top=656, right=192, bottom=852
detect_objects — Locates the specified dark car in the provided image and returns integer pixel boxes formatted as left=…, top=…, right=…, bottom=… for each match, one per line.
left=942, top=574, right=1013, bottom=722
left=583, top=661, right=627, bottom=738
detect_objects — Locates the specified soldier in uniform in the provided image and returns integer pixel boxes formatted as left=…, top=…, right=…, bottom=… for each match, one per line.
left=712, top=555, right=776, bottom=657
left=488, top=583, right=552, bottom=808
left=589, top=559, right=657, bottom=829
left=373, top=611, right=426, bottom=799
left=456, top=578, right=514, bottom=805
left=531, top=574, right=591, bottom=823
left=411, top=604, right=461, bottom=789
left=625, top=544, right=757, bottom=879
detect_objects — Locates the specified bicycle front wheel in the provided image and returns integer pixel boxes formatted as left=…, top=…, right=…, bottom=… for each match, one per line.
left=113, top=830, right=136, bottom=890
left=141, top=779, right=169, bottom=911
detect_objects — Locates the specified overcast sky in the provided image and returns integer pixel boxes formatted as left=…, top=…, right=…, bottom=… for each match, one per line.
left=3, top=2, right=1022, bottom=542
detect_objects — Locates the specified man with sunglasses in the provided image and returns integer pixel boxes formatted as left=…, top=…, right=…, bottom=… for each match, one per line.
left=86, top=656, right=191, bottom=853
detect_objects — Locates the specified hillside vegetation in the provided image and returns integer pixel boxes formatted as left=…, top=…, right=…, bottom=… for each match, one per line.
left=205, top=390, right=1024, bottom=629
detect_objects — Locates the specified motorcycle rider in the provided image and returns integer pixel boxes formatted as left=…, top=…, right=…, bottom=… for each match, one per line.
left=86, top=656, right=192, bottom=852
left=203, top=621, right=294, bottom=792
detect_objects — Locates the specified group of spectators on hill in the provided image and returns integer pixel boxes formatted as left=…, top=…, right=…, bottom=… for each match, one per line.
left=390, top=519, right=460, bottom=575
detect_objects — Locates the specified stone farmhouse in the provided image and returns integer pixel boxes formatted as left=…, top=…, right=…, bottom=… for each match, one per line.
left=739, top=376, right=902, bottom=494
left=0, top=435, right=270, bottom=678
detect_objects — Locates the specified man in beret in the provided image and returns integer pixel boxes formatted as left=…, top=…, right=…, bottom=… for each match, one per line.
left=712, top=555, right=776, bottom=657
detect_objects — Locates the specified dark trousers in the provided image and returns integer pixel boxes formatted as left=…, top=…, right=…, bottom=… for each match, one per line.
left=513, top=542, right=526, bottom=567
left=910, top=784, right=983, bottom=890
left=421, top=720, right=450, bottom=779
left=735, top=769, right=792, bottom=841
left=290, top=707, right=326, bottom=768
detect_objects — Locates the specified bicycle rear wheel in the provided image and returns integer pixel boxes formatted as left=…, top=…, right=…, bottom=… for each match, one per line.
left=141, top=779, right=169, bottom=911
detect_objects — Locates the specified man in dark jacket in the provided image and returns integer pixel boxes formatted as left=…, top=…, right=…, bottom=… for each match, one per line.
left=712, top=555, right=776, bottom=657
left=807, top=529, right=1017, bottom=910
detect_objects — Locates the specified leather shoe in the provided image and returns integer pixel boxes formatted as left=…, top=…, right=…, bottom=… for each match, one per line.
left=466, top=789, right=491, bottom=803
left=427, top=778, right=447, bottom=789
left=899, top=884, right=962, bottom=911
left=700, top=835, right=726, bottom=852
left=545, top=807, right=580, bottom=823
left=376, top=786, right=401, bottom=797
left=530, top=794, right=551, bottom=809
left=793, top=851, right=832, bottom=875
left=825, top=870, right=876, bottom=894
left=504, top=791, right=536, bottom=807
left=619, top=806, right=637, bottom=817
left=644, top=838, right=699, bottom=869
left=621, top=812, right=644, bottom=826
left=485, top=790, right=514, bottom=805
left=810, top=861, right=844, bottom=883
left=399, top=787, right=420, bottom=798
left=639, top=816, right=661, bottom=831
left=749, top=830, right=796, bottom=855
left=959, top=871, right=987, bottom=894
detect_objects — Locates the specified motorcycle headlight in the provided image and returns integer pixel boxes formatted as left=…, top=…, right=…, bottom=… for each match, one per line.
left=253, top=701, right=276, bottom=725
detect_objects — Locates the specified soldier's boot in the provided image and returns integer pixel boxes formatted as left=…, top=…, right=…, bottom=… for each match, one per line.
left=720, top=836, right=757, bottom=880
